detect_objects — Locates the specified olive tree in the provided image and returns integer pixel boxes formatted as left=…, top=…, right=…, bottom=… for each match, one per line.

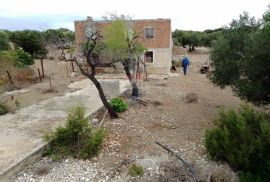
left=209, top=11, right=270, bottom=104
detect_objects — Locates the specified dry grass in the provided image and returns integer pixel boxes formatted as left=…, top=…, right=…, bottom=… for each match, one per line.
left=193, top=160, right=238, bottom=182
left=41, top=87, right=58, bottom=94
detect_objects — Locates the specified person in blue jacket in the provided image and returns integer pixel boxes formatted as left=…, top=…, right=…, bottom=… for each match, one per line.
left=181, top=55, right=190, bottom=76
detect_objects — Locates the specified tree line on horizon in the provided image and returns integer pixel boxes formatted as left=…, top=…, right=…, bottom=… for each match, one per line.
left=0, top=28, right=75, bottom=78
left=172, top=28, right=223, bottom=50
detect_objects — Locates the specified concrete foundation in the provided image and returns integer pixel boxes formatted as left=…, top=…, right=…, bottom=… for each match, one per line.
left=0, top=79, right=130, bottom=181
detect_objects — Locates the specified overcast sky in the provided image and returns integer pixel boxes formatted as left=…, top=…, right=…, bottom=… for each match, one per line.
left=0, top=0, right=269, bottom=31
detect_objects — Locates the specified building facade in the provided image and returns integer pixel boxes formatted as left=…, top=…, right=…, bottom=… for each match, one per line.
left=74, top=18, right=172, bottom=74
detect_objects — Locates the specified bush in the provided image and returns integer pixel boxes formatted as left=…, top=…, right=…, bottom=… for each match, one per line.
left=128, top=164, right=144, bottom=177
left=44, top=106, right=106, bottom=160
left=0, top=49, right=34, bottom=66
left=0, top=103, right=8, bottom=115
left=111, top=97, right=128, bottom=112
left=204, top=105, right=270, bottom=181
left=15, top=49, right=34, bottom=65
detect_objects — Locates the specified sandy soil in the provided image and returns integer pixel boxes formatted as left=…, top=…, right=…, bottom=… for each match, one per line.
left=14, top=47, right=241, bottom=182
left=94, top=47, right=241, bottom=180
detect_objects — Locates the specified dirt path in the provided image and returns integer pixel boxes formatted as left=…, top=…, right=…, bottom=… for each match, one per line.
left=14, top=48, right=241, bottom=182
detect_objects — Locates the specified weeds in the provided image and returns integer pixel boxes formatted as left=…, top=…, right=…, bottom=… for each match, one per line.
left=0, top=103, right=8, bottom=115
left=128, top=164, right=144, bottom=177
left=111, top=97, right=128, bottom=112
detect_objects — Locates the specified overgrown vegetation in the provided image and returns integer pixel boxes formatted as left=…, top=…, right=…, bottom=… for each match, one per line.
left=111, top=97, right=128, bottom=112
left=43, top=106, right=106, bottom=160
left=128, top=164, right=144, bottom=177
left=0, top=103, right=8, bottom=115
left=204, top=105, right=270, bottom=181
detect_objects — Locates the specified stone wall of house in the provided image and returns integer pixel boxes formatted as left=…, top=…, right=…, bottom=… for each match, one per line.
left=74, top=18, right=172, bottom=75
left=134, top=19, right=171, bottom=49
left=143, top=48, right=172, bottom=75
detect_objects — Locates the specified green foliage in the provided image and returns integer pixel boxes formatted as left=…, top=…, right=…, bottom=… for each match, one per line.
left=111, top=97, right=128, bottom=112
left=79, top=129, right=106, bottom=159
left=201, top=31, right=221, bottom=47
left=10, top=30, right=45, bottom=57
left=15, top=49, right=34, bottom=65
left=103, top=20, right=128, bottom=50
left=204, top=105, right=270, bottom=181
left=0, top=103, right=8, bottom=115
left=209, top=11, right=270, bottom=104
left=44, top=106, right=106, bottom=159
left=173, top=29, right=221, bottom=48
left=0, top=49, right=34, bottom=66
left=103, top=17, right=145, bottom=61
left=0, top=31, right=10, bottom=51
left=209, top=36, right=239, bottom=87
left=128, top=164, right=144, bottom=177
left=43, top=28, right=74, bottom=45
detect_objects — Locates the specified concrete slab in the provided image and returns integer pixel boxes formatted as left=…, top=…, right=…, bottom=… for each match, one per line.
left=0, top=78, right=130, bottom=181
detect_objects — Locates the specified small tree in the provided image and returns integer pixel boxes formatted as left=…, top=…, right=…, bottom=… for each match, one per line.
left=64, top=23, right=118, bottom=118
left=44, top=106, right=106, bottom=159
left=103, top=15, right=145, bottom=97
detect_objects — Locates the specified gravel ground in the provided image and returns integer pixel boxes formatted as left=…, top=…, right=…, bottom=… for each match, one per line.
left=13, top=48, right=240, bottom=182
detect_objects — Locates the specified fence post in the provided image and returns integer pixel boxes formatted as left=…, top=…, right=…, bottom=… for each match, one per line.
left=6, top=70, right=13, bottom=85
left=38, top=68, right=42, bottom=82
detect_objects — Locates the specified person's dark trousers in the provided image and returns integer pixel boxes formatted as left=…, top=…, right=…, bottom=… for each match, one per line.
left=183, top=66, right=187, bottom=75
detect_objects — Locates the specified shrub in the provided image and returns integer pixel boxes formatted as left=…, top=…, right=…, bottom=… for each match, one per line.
left=43, top=106, right=106, bottom=159
left=0, top=103, right=8, bottom=115
left=15, top=49, right=34, bottom=65
left=204, top=105, right=270, bottom=181
left=111, top=97, right=128, bottom=112
left=0, top=49, right=34, bottom=66
left=128, top=164, right=144, bottom=177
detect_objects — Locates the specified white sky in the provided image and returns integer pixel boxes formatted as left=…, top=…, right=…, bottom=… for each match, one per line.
left=0, top=0, right=269, bottom=31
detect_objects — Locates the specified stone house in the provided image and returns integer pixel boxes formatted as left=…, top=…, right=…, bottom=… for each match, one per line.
left=74, top=17, right=172, bottom=75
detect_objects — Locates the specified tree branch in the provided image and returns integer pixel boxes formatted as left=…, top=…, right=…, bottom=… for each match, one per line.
left=155, top=141, right=199, bottom=182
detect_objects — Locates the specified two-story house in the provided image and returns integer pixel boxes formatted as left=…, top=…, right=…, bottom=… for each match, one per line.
left=74, top=17, right=172, bottom=74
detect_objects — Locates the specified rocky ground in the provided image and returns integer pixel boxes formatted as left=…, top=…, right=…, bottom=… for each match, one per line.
left=12, top=47, right=241, bottom=182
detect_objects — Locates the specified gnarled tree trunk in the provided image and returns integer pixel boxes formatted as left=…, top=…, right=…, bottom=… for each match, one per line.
left=122, top=60, right=139, bottom=97
left=88, top=74, right=118, bottom=118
